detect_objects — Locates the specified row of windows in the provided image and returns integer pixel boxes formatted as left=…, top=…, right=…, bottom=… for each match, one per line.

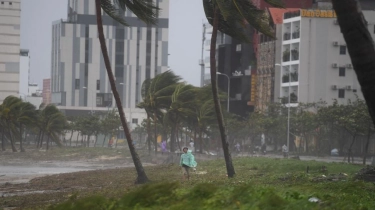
left=338, top=89, right=357, bottom=99
left=75, top=79, right=101, bottom=90
left=0, top=2, right=12, bottom=5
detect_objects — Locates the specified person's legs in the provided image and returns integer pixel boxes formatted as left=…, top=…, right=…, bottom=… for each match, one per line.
left=181, top=166, right=190, bottom=180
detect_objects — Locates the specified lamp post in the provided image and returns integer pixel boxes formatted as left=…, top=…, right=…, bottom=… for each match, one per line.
left=217, top=72, right=230, bottom=112
left=83, top=87, right=94, bottom=112
left=276, top=63, right=290, bottom=154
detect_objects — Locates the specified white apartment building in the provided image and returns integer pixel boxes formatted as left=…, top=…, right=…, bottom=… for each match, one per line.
left=51, top=0, right=169, bottom=126
left=0, top=0, right=21, bottom=103
left=275, top=9, right=375, bottom=106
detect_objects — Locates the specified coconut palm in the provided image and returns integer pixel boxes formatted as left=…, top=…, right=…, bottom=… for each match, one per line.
left=95, top=0, right=159, bottom=184
left=331, top=0, right=375, bottom=126
left=138, top=71, right=181, bottom=153
left=39, top=104, right=66, bottom=150
left=0, top=96, right=23, bottom=152
left=15, top=101, right=37, bottom=152
left=202, top=0, right=284, bottom=177
left=164, top=83, right=196, bottom=151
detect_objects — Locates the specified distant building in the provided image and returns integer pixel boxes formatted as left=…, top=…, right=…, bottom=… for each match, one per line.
left=42, top=79, right=51, bottom=105
left=50, top=0, right=170, bottom=128
left=275, top=9, right=375, bottom=106
left=0, top=0, right=21, bottom=103
left=25, top=83, right=42, bottom=108
left=19, top=49, right=30, bottom=97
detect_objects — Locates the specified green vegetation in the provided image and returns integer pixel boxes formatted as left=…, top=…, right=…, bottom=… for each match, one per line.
left=46, top=157, right=374, bottom=210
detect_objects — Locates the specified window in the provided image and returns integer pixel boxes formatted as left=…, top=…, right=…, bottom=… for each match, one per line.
left=353, top=89, right=357, bottom=93
left=9, top=2, right=11, bottom=5
left=1, top=2, right=4, bottom=4
left=340, top=46, right=346, bottom=55
left=132, top=118, right=138, bottom=124
left=339, top=67, right=346, bottom=77
left=96, top=80, right=100, bottom=90
left=75, top=79, right=80, bottom=89
left=338, top=89, right=345, bottom=98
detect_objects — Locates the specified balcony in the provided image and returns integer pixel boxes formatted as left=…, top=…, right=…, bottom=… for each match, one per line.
left=291, top=49, right=299, bottom=61
left=292, top=31, right=300, bottom=39
left=283, top=50, right=290, bottom=62
left=284, top=32, right=291, bottom=41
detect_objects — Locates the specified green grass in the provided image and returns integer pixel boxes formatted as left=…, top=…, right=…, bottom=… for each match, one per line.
left=47, top=157, right=375, bottom=210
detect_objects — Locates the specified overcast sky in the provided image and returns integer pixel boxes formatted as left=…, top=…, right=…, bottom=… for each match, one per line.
left=20, top=0, right=206, bottom=88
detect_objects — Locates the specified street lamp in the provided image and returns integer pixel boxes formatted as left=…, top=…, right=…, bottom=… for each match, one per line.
left=217, top=72, right=230, bottom=112
left=83, top=87, right=94, bottom=112
left=276, top=63, right=290, bottom=154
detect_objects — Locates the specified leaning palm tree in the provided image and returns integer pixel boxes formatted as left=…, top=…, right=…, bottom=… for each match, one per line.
left=203, top=0, right=284, bottom=177
left=331, top=0, right=375, bottom=127
left=138, top=71, right=181, bottom=153
left=164, top=83, right=196, bottom=151
left=0, top=96, right=23, bottom=152
left=15, top=101, right=37, bottom=152
left=95, top=0, right=159, bottom=184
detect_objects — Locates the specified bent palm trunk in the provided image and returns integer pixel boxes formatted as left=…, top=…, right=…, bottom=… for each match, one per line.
left=332, top=0, right=375, bottom=126
left=209, top=6, right=235, bottom=177
left=95, top=0, right=149, bottom=184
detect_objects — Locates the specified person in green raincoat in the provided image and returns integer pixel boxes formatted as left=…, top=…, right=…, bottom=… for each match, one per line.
left=180, top=146, right=197, bottom=180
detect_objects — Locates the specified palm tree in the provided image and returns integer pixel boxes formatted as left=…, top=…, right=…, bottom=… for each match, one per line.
left=138, top=71, right=180, bottom=153
left=0, top=96, right=23, bottom=152
left=202, top=0, right=284, bottom=177
left=95, top=0, right=159, bottom=184
left=15, top=101, right=37, bottom=152
left=39, top=104, right=66, bottom=150
left=164, top=83, right=196, bottom=151
left=331, top=0, right=375, bottom=127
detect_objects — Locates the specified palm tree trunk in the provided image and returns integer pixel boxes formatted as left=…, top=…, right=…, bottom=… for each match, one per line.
left=87, top=135, right=91, bottom=148
left=7, top=123, right=17, bottom=152
left=199, top=128, right=203, bottom=154
left=348, top=133, right=357, bottom=163
left=19, top=124, right=25, bottom=152
left=209, top=6, right=235, bottom=177
left=332, top=0, right=375, bottom=126
left=170, top=124, right=176, bottom=152
left=39, top=131, right=45, bottom=149
left=69, top=130, right=74, bottom=147
left=94, top=134, right=98, bottom=147
left=153, top=112, right=158, bottom=154
left=363, top=124, right=372, bottom=165
left=176, top=126, right=181, bottom=151
left=1, top=128, right=5, bottom=151
left=36, top=129, right=42, bottom=148
left=46, top=134, right=50, bottom=151
left=102, top=134, right=107, bottom=147
left=75, top=132, right=79, bottom=147
left=95, top=0, right=149, bottom=184
left=146, top=112, right=152, bottom=154
left=194, top=128, right=197, bottom=153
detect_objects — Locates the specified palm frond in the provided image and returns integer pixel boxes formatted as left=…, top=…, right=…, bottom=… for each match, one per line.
left=101, top=0, right=160, bottom=26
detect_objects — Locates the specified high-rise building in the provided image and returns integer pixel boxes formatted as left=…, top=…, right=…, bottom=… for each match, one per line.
left=50, top=0, right=169, bottom=124
left=275, top=9, right=375, bottom=106
left=0, top=0, right=21, bottom=103
left=42, top=79, right=51, bottom=105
